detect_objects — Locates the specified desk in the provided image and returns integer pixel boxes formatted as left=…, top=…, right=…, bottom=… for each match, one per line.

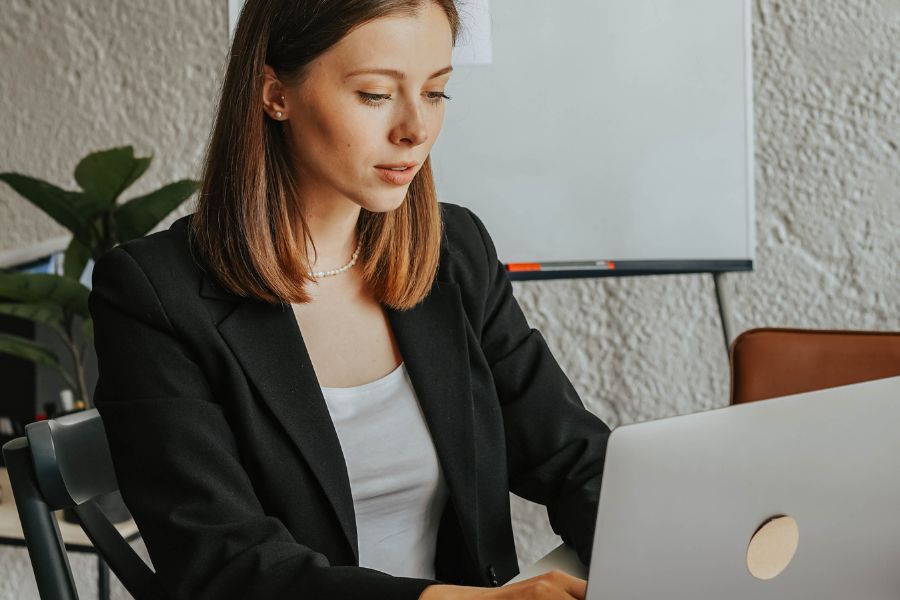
left=506, top=544, right=589, bottom=585
left=0, top=467, right=142, bottom=600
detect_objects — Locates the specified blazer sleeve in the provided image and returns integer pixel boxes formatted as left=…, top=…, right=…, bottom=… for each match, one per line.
left=89, top=247, right=439, bottom=600
left=463, top=208, right=611, bottom=567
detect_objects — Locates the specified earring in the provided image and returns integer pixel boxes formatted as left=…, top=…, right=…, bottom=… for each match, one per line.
left=275, top=111, right=284, bottom=118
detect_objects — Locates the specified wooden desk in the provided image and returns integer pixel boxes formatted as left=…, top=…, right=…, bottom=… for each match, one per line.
left=0, top=466, right=142, bottom=600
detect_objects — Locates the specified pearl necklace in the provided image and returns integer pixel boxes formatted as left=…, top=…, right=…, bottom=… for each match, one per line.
left=308, top=240, right=362, bottom=278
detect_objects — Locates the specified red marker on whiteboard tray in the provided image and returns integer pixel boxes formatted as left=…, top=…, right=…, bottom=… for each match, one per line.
left=506, top=260, right=616, bottom=273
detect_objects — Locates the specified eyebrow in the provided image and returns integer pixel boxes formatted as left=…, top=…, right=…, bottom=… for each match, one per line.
left=344, top=65, right=454, bottom=81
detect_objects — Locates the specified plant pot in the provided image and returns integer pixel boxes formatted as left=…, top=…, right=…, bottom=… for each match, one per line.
left=62, top=490, right=132, bottom=524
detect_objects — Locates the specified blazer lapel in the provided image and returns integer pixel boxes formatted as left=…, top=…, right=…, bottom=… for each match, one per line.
left=200, top=274, right=480, bottom=568
left=211, top=293, right=360, bottom=561
left=385, top=280, right=481, bottom=567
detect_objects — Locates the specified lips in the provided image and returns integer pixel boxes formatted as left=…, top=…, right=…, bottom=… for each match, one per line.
left=374, top=162, right=418, bottom=185
left=374, top=161, right=419, bottom=169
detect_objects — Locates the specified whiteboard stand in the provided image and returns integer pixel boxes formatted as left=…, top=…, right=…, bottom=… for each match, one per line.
left=713, top=272, right=736, bottom=352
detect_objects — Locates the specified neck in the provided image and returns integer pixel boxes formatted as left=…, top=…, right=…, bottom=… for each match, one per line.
left=303, top=196, right=362, bottom=271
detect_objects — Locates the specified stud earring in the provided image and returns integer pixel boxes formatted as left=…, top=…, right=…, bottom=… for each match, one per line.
left=275, top=111, right=284, bottom=118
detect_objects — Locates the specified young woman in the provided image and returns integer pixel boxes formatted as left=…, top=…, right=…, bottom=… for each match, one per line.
left=89, top=1, right=611, bottom=598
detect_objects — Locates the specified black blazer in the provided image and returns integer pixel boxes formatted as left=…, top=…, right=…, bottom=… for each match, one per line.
left=89, top=202, right=610, bottom=600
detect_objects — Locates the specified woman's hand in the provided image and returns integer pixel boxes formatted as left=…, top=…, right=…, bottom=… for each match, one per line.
left=418, top=570, right=587, bottom=600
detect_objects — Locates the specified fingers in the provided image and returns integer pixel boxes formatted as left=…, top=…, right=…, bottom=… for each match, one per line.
left=505, top=570, right=587, bottom=600
left=546, top=570, right=587, bottom=599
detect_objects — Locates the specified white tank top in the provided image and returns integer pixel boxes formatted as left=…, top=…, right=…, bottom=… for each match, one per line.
left=320, top=362, right=448, bottom=578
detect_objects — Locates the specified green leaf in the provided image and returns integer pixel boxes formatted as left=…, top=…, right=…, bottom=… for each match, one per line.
left=0, top=333, right=62, bottom=370
left=74, top=146, right=153, bottom=206
left=0, top=271, right=90, bottom=318
left=115, top=179, right=198, bottom=242
left=82, top=317, right=94, bottom=342
left=0, top=173, right=106, bottom=240
left=0, top=302, right=65, bottom=330
left=63, top=237, right=92, bottom=281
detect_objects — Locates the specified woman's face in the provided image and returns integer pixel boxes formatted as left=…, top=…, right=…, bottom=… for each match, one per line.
left=274, top=3, right=454, bottom=215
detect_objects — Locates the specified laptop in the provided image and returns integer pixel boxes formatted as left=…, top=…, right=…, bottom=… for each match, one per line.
left=512, top=375, right=900, bottom=599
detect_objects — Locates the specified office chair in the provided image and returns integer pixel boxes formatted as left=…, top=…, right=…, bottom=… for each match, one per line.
left=729, top=327, right=900, bottom=404
left=2, top=409, right=167, bottom=600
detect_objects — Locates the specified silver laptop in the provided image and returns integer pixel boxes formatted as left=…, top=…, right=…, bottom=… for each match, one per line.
left=573, top=375, right=900, bottom=599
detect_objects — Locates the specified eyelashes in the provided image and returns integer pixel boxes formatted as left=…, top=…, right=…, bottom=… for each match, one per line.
left=357, top=91, right=452, bottom=109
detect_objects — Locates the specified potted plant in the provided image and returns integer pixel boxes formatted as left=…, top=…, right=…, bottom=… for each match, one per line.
left=0, top=146, right=197, bottom=408
left=0, top=146, right=197, bottom=522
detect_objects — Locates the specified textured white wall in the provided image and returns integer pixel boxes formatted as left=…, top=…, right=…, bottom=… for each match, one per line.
left=0, top=0, right=223, bottom=252
left=1, top=0, right=898, bottom=597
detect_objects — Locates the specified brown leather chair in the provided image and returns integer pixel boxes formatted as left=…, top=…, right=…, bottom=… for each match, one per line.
left=729, top=328, right=900, bottom=405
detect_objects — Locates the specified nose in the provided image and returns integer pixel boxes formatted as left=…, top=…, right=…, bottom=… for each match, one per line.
left=390, top=97, right=429, bottom=147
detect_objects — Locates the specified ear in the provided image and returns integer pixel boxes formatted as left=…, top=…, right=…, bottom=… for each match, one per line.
left=262, top=64, right=288, bottom=120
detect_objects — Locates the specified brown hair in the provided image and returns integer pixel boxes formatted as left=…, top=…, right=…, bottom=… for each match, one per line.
left=191, top=0, right=460, bottom=308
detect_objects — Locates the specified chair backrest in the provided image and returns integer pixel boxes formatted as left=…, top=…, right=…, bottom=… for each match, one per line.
left=1, top=409, right=167, bottom=600
left=729, top=328, right=900, bottom=404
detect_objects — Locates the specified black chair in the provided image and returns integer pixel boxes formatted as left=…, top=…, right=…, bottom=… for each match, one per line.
left=2, top=409, right=167, bottom=600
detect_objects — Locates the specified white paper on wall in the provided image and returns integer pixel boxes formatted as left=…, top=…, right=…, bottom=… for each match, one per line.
left=228, top=0, right=243, bottom=40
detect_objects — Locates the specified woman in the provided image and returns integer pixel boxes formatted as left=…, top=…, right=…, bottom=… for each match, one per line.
left=89, top=1, right=611, bottom=598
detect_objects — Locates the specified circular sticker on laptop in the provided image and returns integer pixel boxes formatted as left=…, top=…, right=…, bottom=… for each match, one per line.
left=746, top=515, right=799, bottom=580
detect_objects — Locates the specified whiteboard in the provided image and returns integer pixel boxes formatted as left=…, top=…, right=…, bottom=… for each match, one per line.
left=431, top=0, right=754, bottom=275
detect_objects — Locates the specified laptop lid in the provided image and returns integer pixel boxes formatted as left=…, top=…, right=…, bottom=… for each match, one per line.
left=586, top=375, right=900, bottom=600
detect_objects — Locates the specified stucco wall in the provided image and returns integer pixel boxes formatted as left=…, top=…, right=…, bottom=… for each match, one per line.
left=1, top=0, right=898, bottom=597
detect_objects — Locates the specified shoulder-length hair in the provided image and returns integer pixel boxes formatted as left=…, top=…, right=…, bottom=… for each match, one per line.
left=190, top=0, right=460, bottom=308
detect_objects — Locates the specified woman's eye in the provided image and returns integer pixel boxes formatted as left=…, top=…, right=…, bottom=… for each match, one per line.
left=356, top=91, right=452, bottom=108
left=425, top=91, right=452, bottom=105
left=357, top=92, right=391, bottom=107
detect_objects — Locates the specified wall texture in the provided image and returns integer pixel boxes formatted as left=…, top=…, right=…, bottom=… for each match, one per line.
left=1, top=0, right=897, bottom=597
